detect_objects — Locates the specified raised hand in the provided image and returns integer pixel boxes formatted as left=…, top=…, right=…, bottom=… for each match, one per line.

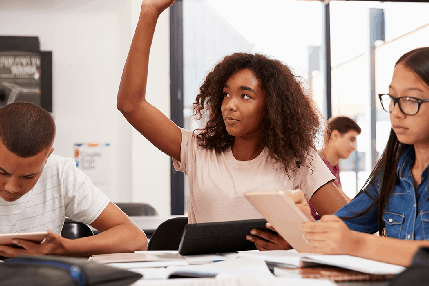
left=141, top=0, right=175, bottom=15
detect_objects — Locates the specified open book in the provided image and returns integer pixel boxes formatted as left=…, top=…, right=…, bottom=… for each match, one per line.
left=237, top=250, right=405, bottom=275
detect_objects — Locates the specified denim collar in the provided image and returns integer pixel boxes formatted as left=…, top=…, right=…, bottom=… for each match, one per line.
left=396, top=145, right=429, bottom=182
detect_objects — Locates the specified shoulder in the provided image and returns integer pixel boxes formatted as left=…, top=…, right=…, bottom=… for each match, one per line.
left=44, top=154, right=77, bottom=173
left=46, top=154, right=75, bottom=165
left=44, top=154, right=75, bottom=170
left=302, top=149, right=330, bottom=172
left=180, top=128, right=199, bottom=145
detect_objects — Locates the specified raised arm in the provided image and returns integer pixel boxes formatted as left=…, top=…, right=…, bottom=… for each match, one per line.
left=117, top=0, right=182, bottom=161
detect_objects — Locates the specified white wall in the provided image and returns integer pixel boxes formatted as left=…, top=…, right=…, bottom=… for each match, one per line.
left=0, top=0, right=172, bottom=216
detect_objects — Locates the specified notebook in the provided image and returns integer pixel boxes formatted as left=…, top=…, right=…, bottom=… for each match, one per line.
left=274, top=265, right=396, bottom=282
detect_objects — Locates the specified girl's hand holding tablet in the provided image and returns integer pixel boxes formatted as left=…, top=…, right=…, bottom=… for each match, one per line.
left=300, top=215, right=356, bottom=255
left=247, top=223, right=291, bottom=251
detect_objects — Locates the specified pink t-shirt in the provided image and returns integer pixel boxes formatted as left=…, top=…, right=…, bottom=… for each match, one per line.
left=309, top=154, right=342, bottom=220
left=173, top=129, right=335, bottom=224
left=319, top=154, right=341, bottom=188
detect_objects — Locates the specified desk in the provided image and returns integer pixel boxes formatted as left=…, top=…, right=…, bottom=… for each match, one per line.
left=104, top=251, right=395, bottom=286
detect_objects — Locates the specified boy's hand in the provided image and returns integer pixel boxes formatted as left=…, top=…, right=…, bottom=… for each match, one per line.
left=0, top=230, right=67, bottom=258
left=141, top=0, right=176, bottom=15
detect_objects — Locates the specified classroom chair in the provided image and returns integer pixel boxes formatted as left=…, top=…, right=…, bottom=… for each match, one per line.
left=61, top=218, right=94, bottom=240
left=147, top=217, right=188, bottom=250
left=115, top=202, right=158, bottom=216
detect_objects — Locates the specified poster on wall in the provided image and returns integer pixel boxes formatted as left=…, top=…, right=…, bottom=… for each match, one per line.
left=74, top=143, right=110, bottom=196
left=0, top=50, right=52, bottom=111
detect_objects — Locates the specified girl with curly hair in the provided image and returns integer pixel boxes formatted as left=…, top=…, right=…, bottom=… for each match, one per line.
left=291, top=47, right=429, bottom=266
left=117, top=0, right=347, bottom=251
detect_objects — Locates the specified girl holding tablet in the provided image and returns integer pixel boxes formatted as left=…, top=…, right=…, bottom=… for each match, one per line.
left=117, top=0, right=348, bottom=250
left=297, top=47, right=429, bottom=266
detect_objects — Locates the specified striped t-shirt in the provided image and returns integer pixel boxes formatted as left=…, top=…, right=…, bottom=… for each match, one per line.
left=0, top=154, right=110, bottom=234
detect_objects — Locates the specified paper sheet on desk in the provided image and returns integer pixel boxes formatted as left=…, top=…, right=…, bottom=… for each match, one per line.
left=301, top=254, right=405, bottom=275
left=109, top=252, right=236, bottom=269
left=131, top=258, right=274, bottom=281
left=131, top=274, right=335, bottom=286
left=237, top=249, right=405, bottom=275
left=132, top=274, right=263, bottom=286
left=183, top=253, right=237, bottom=265
left=237, top=249, right=303, bottom=267
left=92, top=251, right=185, bottom=264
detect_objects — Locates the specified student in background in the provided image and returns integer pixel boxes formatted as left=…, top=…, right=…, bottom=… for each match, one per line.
left=117, top=0, right=348, bottom=251
left=309, top=116, right=361, bottom=219
left=0, top=102, right=147, bottom=258
left=320, top=116, right=361, bottom=196
left=294, top=47, right=429, bottom=266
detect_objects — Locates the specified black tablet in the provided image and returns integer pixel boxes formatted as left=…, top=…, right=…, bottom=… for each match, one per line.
left=178, top=218, right=277, bottom=255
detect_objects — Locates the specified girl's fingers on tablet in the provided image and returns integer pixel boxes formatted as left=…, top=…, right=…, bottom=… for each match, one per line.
left=248, top=235, right=275, bottom=250
left=265, top=223, right=277, bottom=232
left=251, top=229, right=277, bottom=241
left=300, top=221, right=325, bottom=232
left=286, top=189, right=306, bottom=204
left=248, top=230, right=291, bottom=250
left=319, top=215, right=342, bottom=223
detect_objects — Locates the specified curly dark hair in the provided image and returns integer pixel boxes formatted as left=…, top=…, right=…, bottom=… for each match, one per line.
left=193, top=52, right=322, bottom=175
left=0, top=101, right=55, bottom=158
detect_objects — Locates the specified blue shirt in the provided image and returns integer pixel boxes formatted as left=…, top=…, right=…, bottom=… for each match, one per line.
left=335, top=146, right=429, bottom=241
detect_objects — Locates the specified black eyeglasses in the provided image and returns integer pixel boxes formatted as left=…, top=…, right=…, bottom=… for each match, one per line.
left=378, top=94, right=429, bottom=116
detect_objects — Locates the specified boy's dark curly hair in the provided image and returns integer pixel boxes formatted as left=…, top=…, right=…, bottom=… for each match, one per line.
left=193, top=52, right=322, bottom=175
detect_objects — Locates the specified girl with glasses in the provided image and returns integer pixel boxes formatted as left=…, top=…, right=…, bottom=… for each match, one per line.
left=292, top=47, right=429, bottom=266
left=117, top=0, right=348, bottom=251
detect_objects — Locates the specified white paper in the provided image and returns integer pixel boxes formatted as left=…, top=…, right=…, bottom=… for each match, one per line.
left=237, top=249, right=405, bottom=275
left=237, top=249, right=303, bottom=267
left=183, top=254, right=230, bottom=265
left=271, top=277, right=336, bottom=286
left=129, top=257, right=274, bottom=283
left=132, top=274, right=264, bottom=286
left=166, top=257, right=274, bottom=281
left=302, top=254, right=405, bottom=275
left=110, top=260, right=188, bottom=269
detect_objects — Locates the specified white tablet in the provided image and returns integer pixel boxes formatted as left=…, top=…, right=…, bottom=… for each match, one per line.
left=244, top=190, right=314, bottom=252
left=0, top=231, right=49, bottom=246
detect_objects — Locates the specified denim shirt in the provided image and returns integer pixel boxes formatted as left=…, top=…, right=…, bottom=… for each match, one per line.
left=335, top=146, right=429, bottom=241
